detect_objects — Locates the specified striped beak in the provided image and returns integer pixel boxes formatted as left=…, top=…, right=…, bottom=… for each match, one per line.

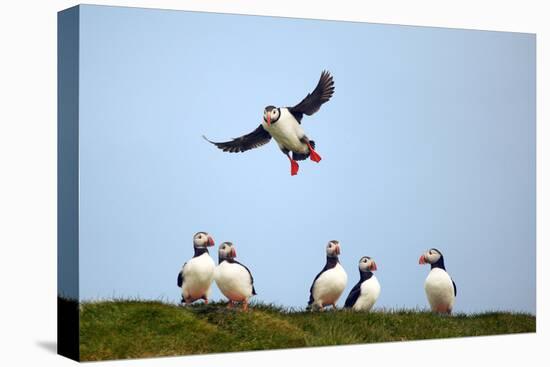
left=419, top=255, right=426, bottom=264
left=207, top=236, right=215, bottom=247
left=266, top=114, right=271, bottom=127
left=370, top=261, right=378, bottom=271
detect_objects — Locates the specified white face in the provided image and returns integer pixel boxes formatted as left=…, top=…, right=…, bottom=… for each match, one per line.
left=263, top=107, right=280, bottom=126
left=326, top=240, right=341, bottom=257
left=193, top=232, right=214, bottom=248
left=359, top=256, right=377, bottom=272
left=218, top=242, right=236, bottom=259
left=420, top=248, right=442, bottom=265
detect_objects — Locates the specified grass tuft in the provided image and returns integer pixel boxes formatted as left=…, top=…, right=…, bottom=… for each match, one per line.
left=79, top=300, right=535, bottom=361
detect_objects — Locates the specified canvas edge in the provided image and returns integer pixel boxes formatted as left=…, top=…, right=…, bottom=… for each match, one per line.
left=57, top=5, right=80, bottom=362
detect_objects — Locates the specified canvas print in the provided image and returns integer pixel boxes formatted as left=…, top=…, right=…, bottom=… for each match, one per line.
left=57, top=4, right=536, bottom=362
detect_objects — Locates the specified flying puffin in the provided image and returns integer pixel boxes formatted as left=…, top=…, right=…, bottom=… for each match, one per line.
left=344, top=256, right=380, bottom=312
left=307, top=240, right=348, bottom=310
left=176, top=232, right=216, bottom=305
left=204, top=71, right=335, bottom=176
left=419, top=248, right=457, bottom=314
left=214, top=241, right=257, bottom=311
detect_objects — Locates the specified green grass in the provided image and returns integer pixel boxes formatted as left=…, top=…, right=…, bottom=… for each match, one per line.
left=79, top=300, right=535, bottom=361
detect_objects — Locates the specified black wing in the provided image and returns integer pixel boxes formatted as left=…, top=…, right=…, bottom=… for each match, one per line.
left=177, top=270, right=184, bottom=287
left=452, top=280, right=457, bottom=297
left=177, top=263, right=186, bottom=287
left=288, top=70, right=335, bottom=123
left=307, top=269, right=325, bottom=306
left=234, top=260, right=257, bottom=295
left=307, top=260, right=339, bottom=306
left=203, top=125, right=271, bottom=153
left=344, top=281, right=363, bottom=308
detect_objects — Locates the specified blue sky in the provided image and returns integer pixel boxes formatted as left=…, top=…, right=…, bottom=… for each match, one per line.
left=76, top=5, right=535, bottom=313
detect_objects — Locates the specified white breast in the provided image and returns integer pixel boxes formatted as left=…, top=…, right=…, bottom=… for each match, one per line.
left=262, top=108, right=308, bottom=153
left=312, top=263, right=348, bottom=307
left=352, top=276, right=381, bottom=312
left=181, top=253, right=215, bottom=302
left=424, top=268, right=455, bottom=313
left=214, top=261, right=254, bottom=302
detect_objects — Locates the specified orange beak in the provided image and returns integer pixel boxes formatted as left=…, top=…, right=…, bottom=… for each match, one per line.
left=231, top=247, right=237, bottom=258
left=370, top=261, right=378, bottom=271
left=266, top=114, right=271, bottom=127
left=335, top=244, right=341, bottom=256
left=207, top=236, right=215, bottom=247
left=419, top=255, right=426, bottom=264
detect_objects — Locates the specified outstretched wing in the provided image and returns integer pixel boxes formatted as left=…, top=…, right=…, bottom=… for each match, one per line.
left=344, top=282, right=363, bottom=308
left=203, top=125, right=271, bottom=153
left=288, top=70, right=335, bottom=122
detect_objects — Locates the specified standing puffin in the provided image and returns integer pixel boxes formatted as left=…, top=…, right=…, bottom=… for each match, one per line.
left=344, top=256, right=381, bottom=312
left=307, top=240, right=348, bottom=310
left=419, top=248, right=457, bottom=314
left=214, top=242, right=257, bottom=311
left=176, top=232, right=216, bottom=305
left=204, top=71, right=335, bottom=176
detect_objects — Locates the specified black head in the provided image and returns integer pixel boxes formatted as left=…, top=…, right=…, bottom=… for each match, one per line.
left=326, top=240, right=341, bottom=258
left=419, top=248, right=446, bottom=270
left=218, top=241, right=237, bottom=262
left=263, top=105, right=281, bottom=127
left=358, top=256, right=377, bottom=272
left=193, top=231, right=215, bottom=249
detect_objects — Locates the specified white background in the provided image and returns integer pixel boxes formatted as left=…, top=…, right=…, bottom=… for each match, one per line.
left=0, top=1, right=547, bottom=366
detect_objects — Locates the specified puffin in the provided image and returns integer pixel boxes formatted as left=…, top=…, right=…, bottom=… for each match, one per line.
left=307, top=240, right=348, bottom=310
left=214, top=241, right=257, bottom=311
left=176, top=232, right=216, bottom=305
left=204, top=71, right=335, bottom=176
left=419, top=248, right=457, bottom=314
left=344, top=256, right=380, bottom=312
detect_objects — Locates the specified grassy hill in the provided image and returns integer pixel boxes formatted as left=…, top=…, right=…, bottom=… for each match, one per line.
left=79, top=300, right=535, bottom=361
